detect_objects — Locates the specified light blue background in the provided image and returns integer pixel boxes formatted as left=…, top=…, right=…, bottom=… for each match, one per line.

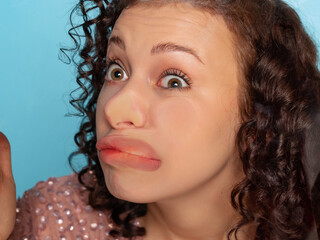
left=0, top=0, right=319, bottom=197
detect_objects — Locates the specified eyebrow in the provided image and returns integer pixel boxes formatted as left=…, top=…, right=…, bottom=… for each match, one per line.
left=108, top=36, right=126, bottom=50
left=108, top=35, right=204, bottom=64
left=151, top=42, right=204, bottom=64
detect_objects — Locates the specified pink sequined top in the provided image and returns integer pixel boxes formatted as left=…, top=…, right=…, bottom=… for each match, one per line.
left=9, top=174, right=319, bottom=240
left=9, top=174, right=143, bottom=240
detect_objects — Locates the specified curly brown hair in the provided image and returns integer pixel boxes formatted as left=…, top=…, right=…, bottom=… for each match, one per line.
left=62, top=0, right=320, bottom=239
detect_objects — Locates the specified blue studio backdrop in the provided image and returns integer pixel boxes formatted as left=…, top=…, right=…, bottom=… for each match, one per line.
left=0, top=0, right=319, bottom=197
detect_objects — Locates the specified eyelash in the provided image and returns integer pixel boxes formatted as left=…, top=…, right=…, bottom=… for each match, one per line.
left=105, top=58, right=192, bottom=91
left=106, top=58, right=122, bottom=72
left=159, top=68, right=191, bottom=91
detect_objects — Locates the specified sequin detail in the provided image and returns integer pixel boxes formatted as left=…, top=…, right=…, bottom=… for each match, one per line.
left=35, top=208, right=43, bottom=215
left=90, top=222, right=98, bottom=230
left=47, top=203, right=53, bottom=211
left=9, top=174, right=145, bottom=240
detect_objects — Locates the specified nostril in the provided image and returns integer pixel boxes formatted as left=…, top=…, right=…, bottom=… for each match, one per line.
left=116, top=121, right=135, bottom=128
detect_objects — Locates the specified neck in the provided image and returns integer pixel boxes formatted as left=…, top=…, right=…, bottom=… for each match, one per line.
left=141, top=161, right=254, bottom=240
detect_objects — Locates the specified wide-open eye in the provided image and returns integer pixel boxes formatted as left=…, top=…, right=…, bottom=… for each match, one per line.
left=159, top=75, right=189, bottom=89
left=106, top=63, right=128, bottom=82
left=158, top=69, right=191, bottom=90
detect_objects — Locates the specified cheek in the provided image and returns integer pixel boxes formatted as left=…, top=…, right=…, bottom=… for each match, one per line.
left=151, top=92, right=240, bottom=164
left=153, top=97, right=198, bottom=139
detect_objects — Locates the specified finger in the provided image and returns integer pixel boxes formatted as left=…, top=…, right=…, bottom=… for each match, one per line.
left=0, top=132, right=13, bottom=178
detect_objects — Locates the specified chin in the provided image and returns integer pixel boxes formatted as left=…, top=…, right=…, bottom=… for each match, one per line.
left=102, top=166, right=159, bottom=204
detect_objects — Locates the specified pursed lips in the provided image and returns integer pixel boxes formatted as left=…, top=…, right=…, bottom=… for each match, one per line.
left=96, top=135, right=160, bottom=160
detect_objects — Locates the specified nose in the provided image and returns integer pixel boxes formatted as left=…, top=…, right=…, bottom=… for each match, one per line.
left=104, top=82, right=148, bottom=129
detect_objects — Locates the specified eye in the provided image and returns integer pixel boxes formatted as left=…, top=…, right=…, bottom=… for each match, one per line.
left=160, top=76, right=189, bottom=88
left=106, top=63, right=128, bottom=82
left=158, top=69, right=191, bottom=90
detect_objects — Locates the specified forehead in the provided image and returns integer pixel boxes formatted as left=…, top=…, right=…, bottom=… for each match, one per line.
left=119, top=2, right=212, bottom=27
left=110, top=3, right=235, bottom=58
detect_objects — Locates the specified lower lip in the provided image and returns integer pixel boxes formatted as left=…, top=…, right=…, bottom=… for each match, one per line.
left=98, top=149, right=161, bottom=171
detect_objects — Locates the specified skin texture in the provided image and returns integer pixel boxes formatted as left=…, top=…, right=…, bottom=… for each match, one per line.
left=96, top=3, right=249, bottom=240
left=0, top=132, right=16, bottom=240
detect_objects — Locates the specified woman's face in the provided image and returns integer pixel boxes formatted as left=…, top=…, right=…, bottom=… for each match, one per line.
left=96, top=3, right=243, bottom=203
